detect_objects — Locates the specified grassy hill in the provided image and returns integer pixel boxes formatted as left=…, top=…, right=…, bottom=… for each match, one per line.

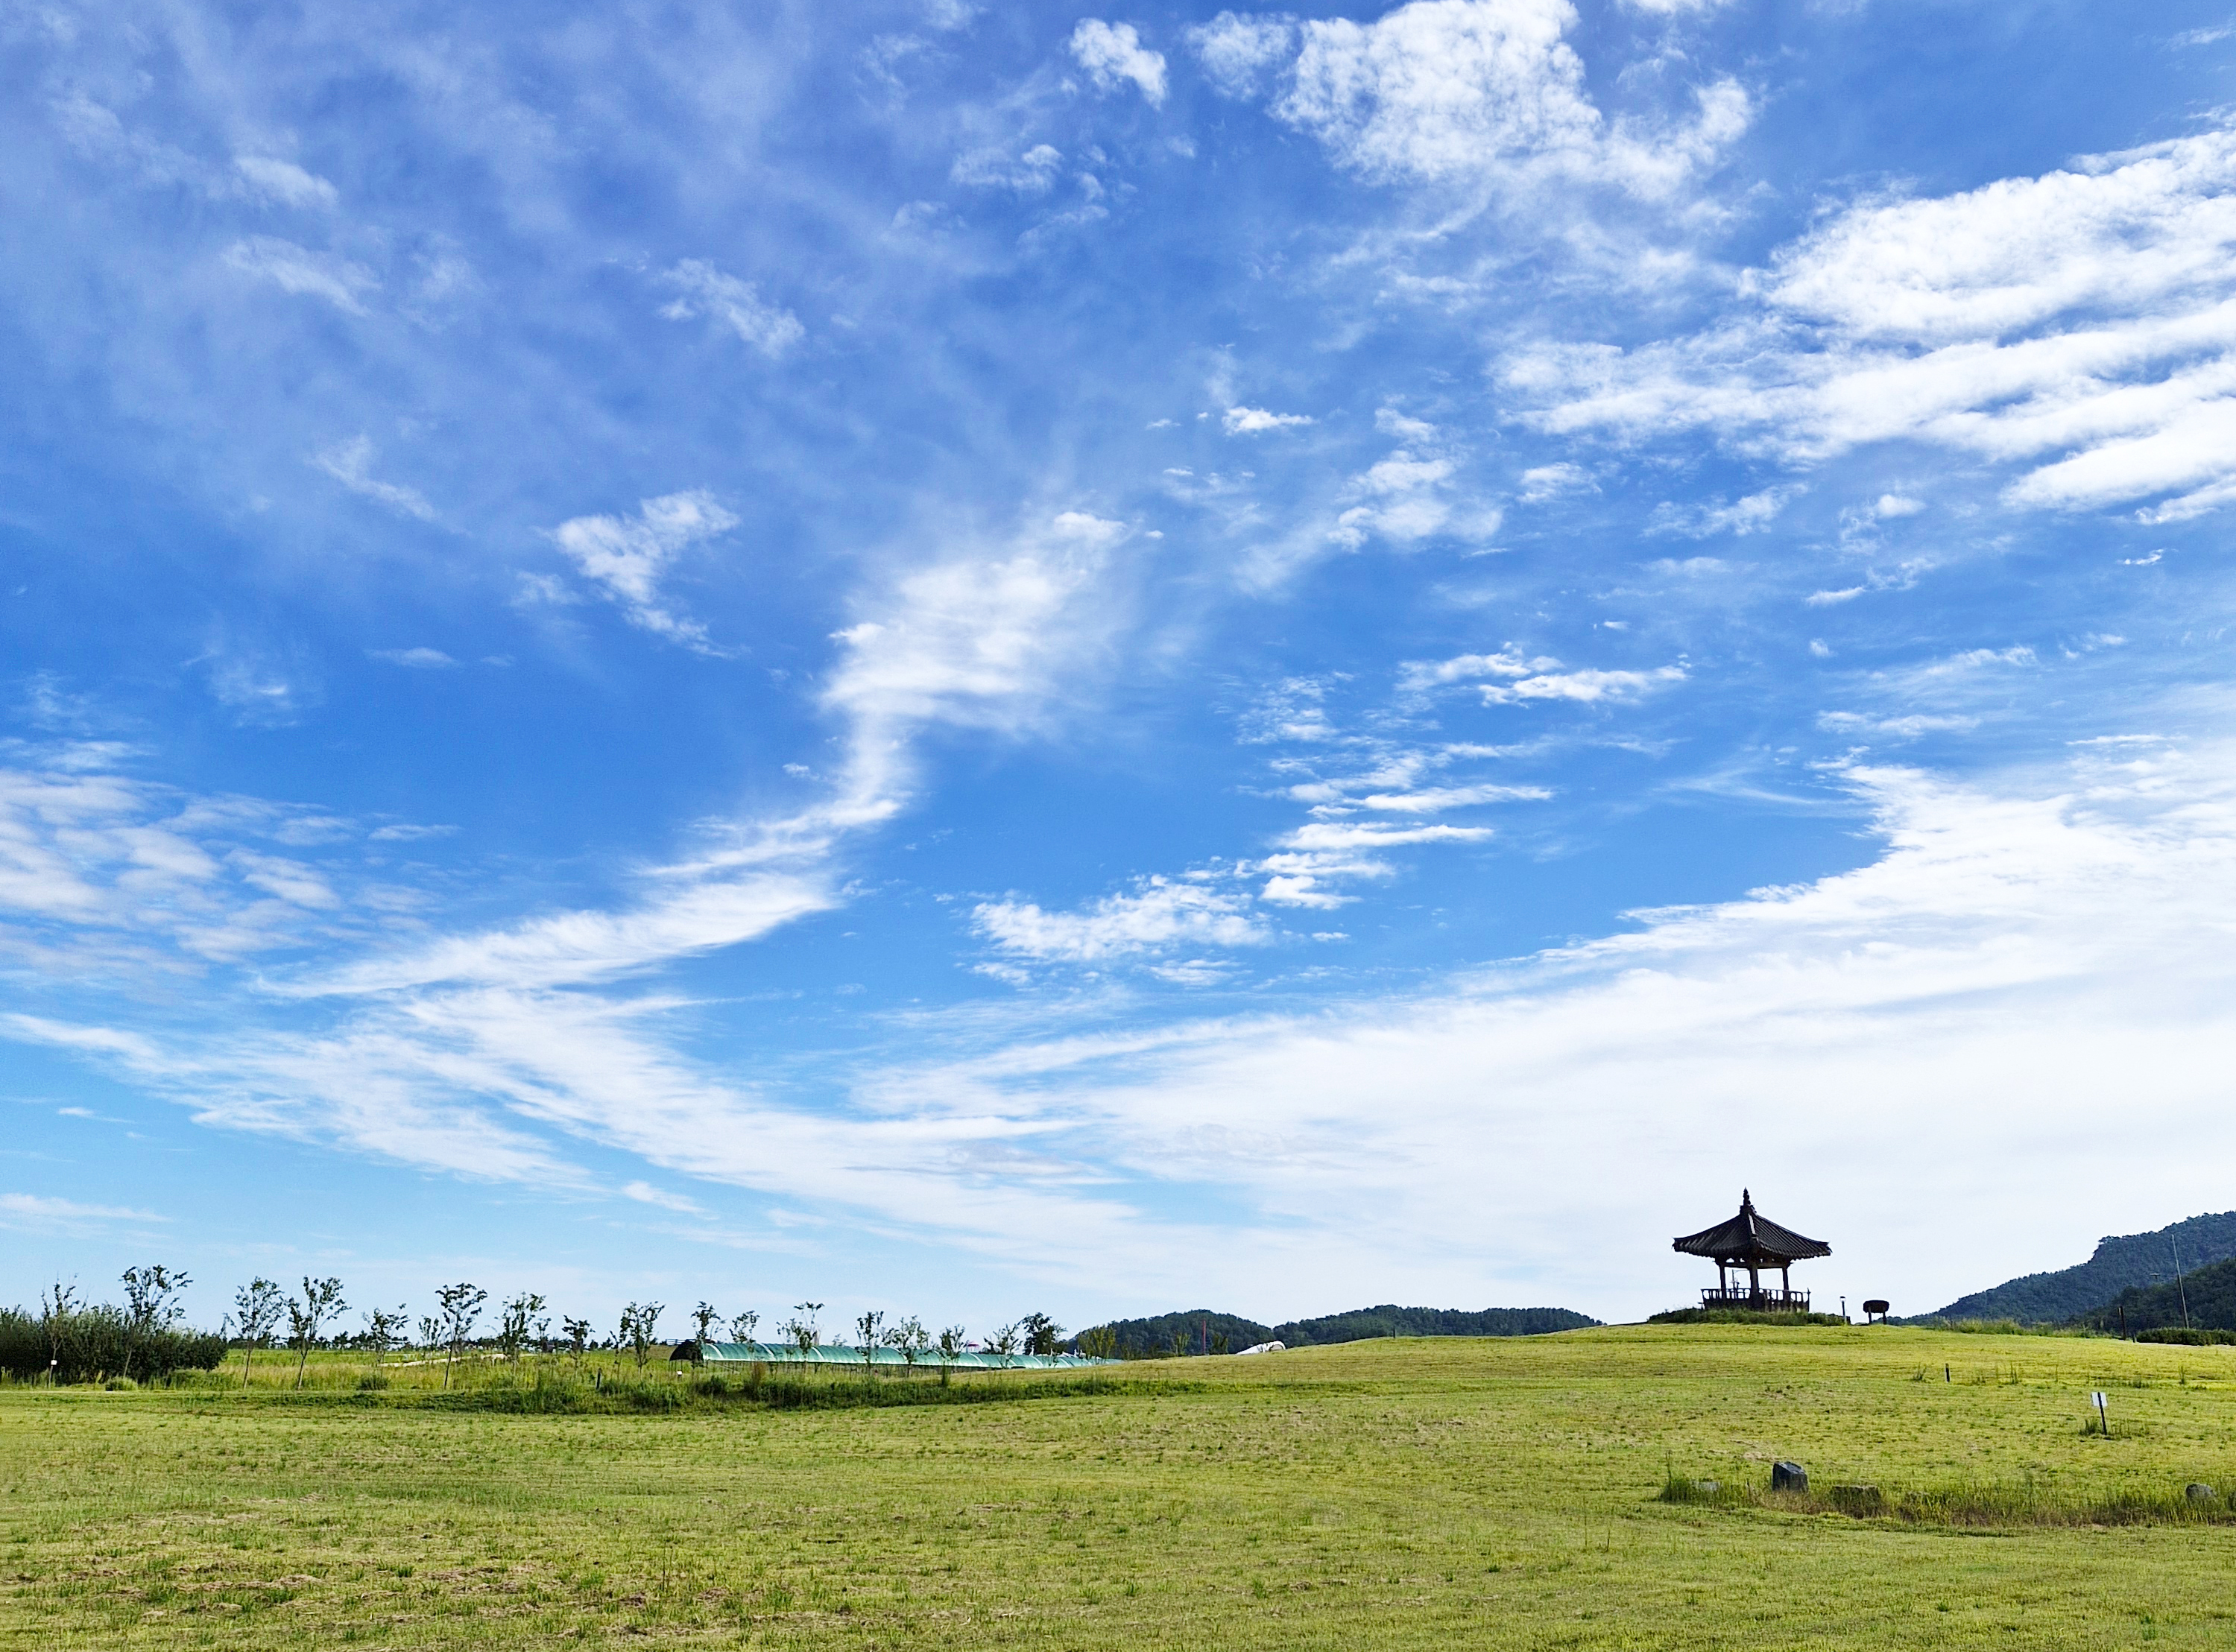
left=1085, top=1303, right=1598, bottom=1358
left=8, top=1326, right=2236, bottom=1648
left=1924, top=1209, right=2236, bottom=1323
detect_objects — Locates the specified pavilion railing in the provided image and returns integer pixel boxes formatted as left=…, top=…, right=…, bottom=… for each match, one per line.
left=1699, top=1288, right=1810, bottom=1312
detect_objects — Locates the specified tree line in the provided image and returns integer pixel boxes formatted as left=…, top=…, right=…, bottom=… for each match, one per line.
left=4, top=1267, right=1077, bottom=1387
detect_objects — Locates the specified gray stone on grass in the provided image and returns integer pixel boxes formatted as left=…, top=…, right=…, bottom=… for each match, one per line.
left=1771, top=1460, right=1808, bottom=1493
left=2186, top=1483, right=2217, bottom=1504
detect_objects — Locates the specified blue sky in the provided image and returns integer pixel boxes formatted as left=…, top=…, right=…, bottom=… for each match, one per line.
left=7, top=0, right=2236, bottom=1338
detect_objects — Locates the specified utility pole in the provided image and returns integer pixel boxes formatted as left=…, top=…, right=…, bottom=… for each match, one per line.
left=2172, top=1236, right=2192, bottom=1332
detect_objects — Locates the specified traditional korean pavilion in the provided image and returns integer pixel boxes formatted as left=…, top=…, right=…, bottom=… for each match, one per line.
left=1673, top=1189, right=1831, bottom=1313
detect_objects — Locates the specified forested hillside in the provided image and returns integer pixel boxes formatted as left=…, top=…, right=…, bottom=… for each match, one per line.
left=2074, top=1256, right=2236, bottom=1335
left=1926, top=1211, right=2236, bottom=1323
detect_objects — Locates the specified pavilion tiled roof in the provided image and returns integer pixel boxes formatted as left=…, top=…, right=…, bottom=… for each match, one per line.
left=1672, top=1189, right=1831, bottom=1265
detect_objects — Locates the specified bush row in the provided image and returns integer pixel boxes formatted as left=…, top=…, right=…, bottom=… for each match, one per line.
left=0, top=1307, right=227, bottom=1384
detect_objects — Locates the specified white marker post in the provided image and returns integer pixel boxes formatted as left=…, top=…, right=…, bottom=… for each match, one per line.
left=2091, top=1391, right=2109, bottom=1437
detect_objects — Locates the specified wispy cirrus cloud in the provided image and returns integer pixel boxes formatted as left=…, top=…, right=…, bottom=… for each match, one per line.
left=314, top=436, right=438, bottom=522
left=1511, top=124, right=2236, bottom=522
left=656, top=260, right=803, bottom=357
left=223, top=235, right=376, bottom=314
left=834, top=742, right=2236, bottom=1314
left=0, top=1191, right=167, bottom=1228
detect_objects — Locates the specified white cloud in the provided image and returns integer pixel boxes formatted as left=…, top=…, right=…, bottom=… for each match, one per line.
left=367, top=823, right=456, bottom=842
left=1223, top=405, right=1315, bottom=434
left=1354, top=782, right=1550, bottom=811
left=1260, top=0, right=1748, bottom=197
left=1401, top=645, right=1684, bottom=705
left=0, top=753, right=387, bottom=969
left=1514, top=124, right=2236, bottom=522
left=367, top=648, right=456, bottom=669
left=223, top=236, right=376, bottom=314
left=1399, top=645, right=1554, bottom=690
left=622, top=1180, right=705, bottom=1214
left=201, top=652, right=317, bottom=729
left=1255, top=819, right=1493, bottom=905
left=1070, top=19, right=1168, bottom=105
left=656, top=260, right=803, bottom=357
left=1647, top=484, right=1803, bottom=537
left=975, top=878, right=1267, bottom=963
left=549, top=490, right=739, bottom=651
left=951, top=143, right=1064, bottom=193
left=1376, top=407, right=1438, bottom=440
left=1480, top=665, right=1685, bottom=704
left=1875, top=493, right=1925, bottom=519
left=820, top=511, right=1131, bottom=822
left=0, top=1191, right=167, bottom=1227
left=834, top=744, right=2236, bottom=1316
left=314, top=436, right=438, bottom=522
left=1818, top=712, right=1980, bottom=740
left=1189, top=12, right=1298, bottom=98
left=1517, top=461, right=1593, bottom=501
left=233, top=155, right=338, bottom=209
left=1328, top=448, right=1494, bottom=551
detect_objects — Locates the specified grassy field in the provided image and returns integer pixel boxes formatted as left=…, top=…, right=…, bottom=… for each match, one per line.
left=4, top=1324, right=2235, bottom=1648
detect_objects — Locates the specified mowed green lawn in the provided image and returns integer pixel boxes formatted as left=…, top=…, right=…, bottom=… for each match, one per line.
left=4, top=1325, right=2235, bottom=1649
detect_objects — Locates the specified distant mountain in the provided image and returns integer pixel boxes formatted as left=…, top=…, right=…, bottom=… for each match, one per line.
left=2075, top=1256, right=2236, bottom=1335
left=1924, top=1211, right=2236, bottom=1324
left=1083, top=1304, right=1599, bottom=1359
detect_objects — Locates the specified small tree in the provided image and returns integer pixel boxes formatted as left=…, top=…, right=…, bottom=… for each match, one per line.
left=417, top=1314, right=444, bottom=1355
left=936, top=1324, right=965, bottom=1384
left=1019, top=1311, right=1063, bottom=1358
left=727, top=1309, right=761, bottom=1346
left=563, top=1316, right=593, bottom=1367
left=789, top=1302, right=824, bottom=1373
left=692, top=1301, right=721, bottom=1347
left=1077, top=1325, right=1119, bottom=1360
left=436, top=1282, right=487, bottom=1390
left=284, top=1276, right=347, bottom=1389
left=855, top=1310, right=884, bottom=1378
left=988, top=1321, right=1021, bottom=1367
left=885, top=1316, right=929, bottom=1378
left=119, top=1265, right=191, bottom=1382
left=619, top=1301, right=664, bottom=1368
left=233, top=1278, right=284, bottom=1388
left=498, top=1292, right=546, bottom=1366
left=40, top=1281, right=80, bottom=1385
left=362, top=1306, right=408, bottom=1368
